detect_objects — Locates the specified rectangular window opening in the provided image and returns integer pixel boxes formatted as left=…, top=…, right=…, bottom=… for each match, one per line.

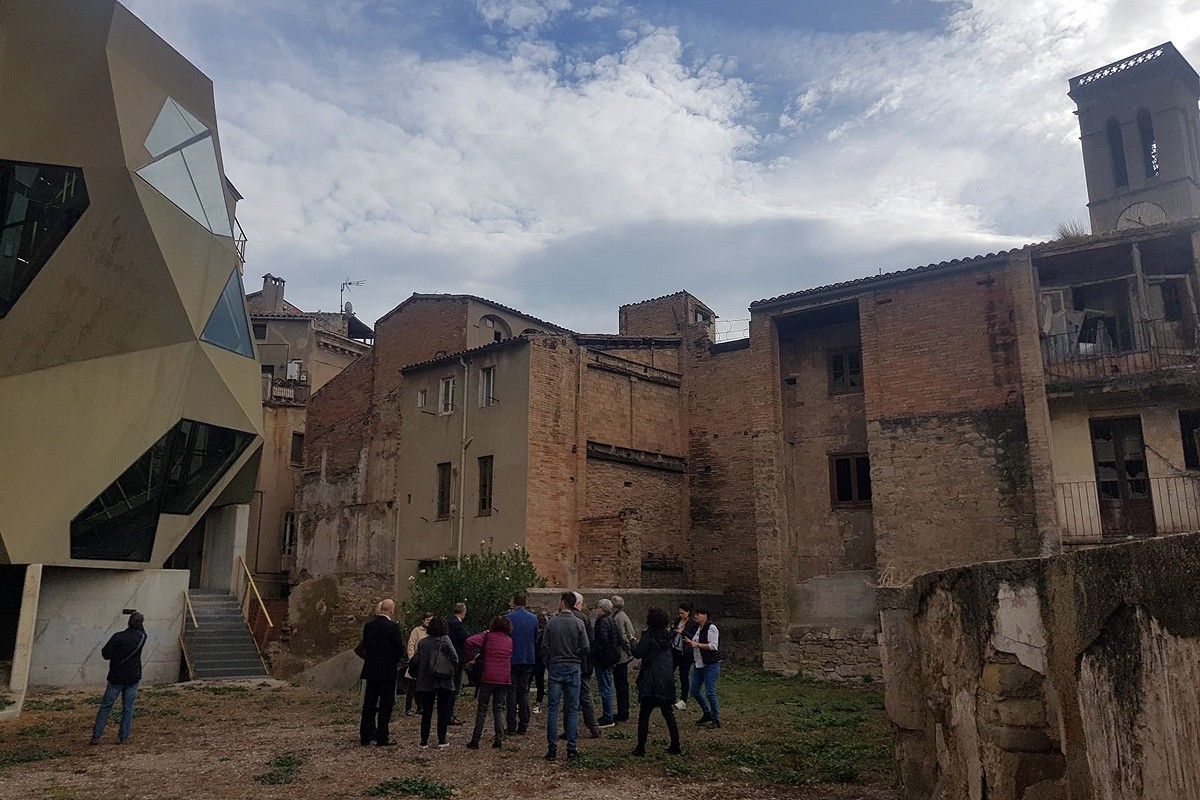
left=290, top=432, right=304, bottom=466
left=479, top=366, right=496, bottom=407
left=1181, top=410, right=1200, bottom=470
left=281, top=512, right=297, bottom=556
left=416, top=388, right=427, bottom=409
left=438, top=377, right=455, bottom=415
left=830, top=453, right=871, bottom=508
left=477, top=455, right=494, bottom=515
left=436, top=462, right=452, bottom=519
left=828, top=349, right=863, bottom=394
left=252, top=322, right=267, bottom=340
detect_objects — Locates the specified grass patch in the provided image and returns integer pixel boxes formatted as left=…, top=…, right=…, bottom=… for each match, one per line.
left=22, top=697, right=78, bottom=712
left=364, top=777, right=454, bottom=798
left=0, top=747, right=69, bottom=770
left=253, top=753, right=303, bottom=785
left=187, top=685, right=250, bottom=697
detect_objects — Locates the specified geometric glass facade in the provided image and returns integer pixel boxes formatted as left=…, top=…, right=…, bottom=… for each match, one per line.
left=0, top=159, right=89, bottom=318
left=71, top=419, right=254, bottom=561
left=200, top=268, right=256, bottom=358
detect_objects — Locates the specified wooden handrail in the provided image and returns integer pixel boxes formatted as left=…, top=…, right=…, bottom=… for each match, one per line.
left=183, top=589, right=198, bottom=629
left=179, top=633, right=194, bottom=681
left=237, top=555, right=273, bottom=629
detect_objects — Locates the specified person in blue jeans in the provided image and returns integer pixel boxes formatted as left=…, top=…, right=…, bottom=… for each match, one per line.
left=590, top=599, right=620, bottom=726
left=541, top=591, right=588, bottom=760
left=91, top=611, right=147, bottom=745
left=685, top=608, right=722, bottom=728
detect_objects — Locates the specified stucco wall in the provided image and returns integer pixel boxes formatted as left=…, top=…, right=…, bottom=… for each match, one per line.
left=29, top=567, right=187, bottom=688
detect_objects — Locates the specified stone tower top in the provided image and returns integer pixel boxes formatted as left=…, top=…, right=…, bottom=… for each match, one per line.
left=1069, top=42, right=1200, bottom=233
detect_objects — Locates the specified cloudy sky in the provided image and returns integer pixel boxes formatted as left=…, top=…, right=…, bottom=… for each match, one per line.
left=123, top=0, right=1200, bottom=336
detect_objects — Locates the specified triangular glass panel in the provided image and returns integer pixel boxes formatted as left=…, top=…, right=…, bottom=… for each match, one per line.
left=136, top=150, right=208, bottom=227
left=201, top=268, right=255, bottom=358
left=145, top=97, right=208, bottom=158
left=180, top=135, right=232, bottom=237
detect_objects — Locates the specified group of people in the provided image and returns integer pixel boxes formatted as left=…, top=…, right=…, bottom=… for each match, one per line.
left=356, top=592, right=724, bottom=760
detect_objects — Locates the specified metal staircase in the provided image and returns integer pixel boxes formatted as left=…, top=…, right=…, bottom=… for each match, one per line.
left=182, top=591, right=269, bottom=679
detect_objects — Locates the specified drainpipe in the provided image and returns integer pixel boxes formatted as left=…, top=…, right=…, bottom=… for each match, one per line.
left=457, top=356, right=470, bottom=568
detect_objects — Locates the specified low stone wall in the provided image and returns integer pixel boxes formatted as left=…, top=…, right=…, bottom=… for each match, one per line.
left=881, top=532, right=1200, bottom=800
left=763, top=570, right=882, bottom=681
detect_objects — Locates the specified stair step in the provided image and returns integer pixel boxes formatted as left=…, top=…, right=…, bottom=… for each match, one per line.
left=192, top=667, right=268, bottom=678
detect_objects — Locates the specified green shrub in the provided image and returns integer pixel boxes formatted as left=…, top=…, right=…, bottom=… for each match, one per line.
left=365, top=777, right=454, bottom=798
left=398, top=545, right=544, bottom=632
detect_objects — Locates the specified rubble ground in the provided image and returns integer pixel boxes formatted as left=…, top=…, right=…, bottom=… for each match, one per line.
left=0, top=669, right=897, bottom=800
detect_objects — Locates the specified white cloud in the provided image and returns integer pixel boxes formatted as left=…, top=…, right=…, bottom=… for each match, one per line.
left=474, top=0, right=572, bottom=31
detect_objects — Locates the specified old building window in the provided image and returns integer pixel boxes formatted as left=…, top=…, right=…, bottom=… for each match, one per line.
left=481, top=314, right=511, bottom=343
left=1137, top=108, right=1159, bottom=179
left=828, top=349, right=863, bottom=394
left=1180, top=410, right=1200, bottom=470
left=439, top=377, right=455, bottom=415
left=252, top=322, right=267, bottom=340
left=436, top=462, right=452, bottom=519
left=417, top=388, right=427, bottom=408
left=829, top=453, right=872, bottom=508
left=1106, top=117, right=1129, bottom=188
left=479, top=366, right=496, bottom=407
left=478, top=455, right=494, bottom=515
left=281, top=512, right=297, bottom=556
left=1160, top=281, right=1183, bottom=322
left=290, top=432, right=304, bottom=466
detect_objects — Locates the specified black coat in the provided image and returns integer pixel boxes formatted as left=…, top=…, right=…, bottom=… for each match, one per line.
left=447, top=615, right=469, bottom=663
left=101, top=627, right=147, bottom=686
left=358, top=615, right=405, bottom=681
left=633, top=627, right=676, bottom=705
left=591, top=614, right=621, bottom=668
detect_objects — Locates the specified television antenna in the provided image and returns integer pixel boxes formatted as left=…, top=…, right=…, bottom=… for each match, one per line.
left=339, top=278, right=365, bottom=313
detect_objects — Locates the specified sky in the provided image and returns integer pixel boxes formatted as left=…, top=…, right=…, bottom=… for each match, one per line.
left=122, top=0, right=1200, bottom=337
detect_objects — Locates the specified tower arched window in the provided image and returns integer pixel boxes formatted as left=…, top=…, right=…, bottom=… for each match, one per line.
left=1106, top=117, right=1129, bottom=188
left=1137, top=108, right=1159, bottom=179
left=480, top=314, right=511, bottom=343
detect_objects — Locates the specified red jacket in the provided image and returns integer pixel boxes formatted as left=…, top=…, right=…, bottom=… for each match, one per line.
left=465, top=632, right=513, bottom=686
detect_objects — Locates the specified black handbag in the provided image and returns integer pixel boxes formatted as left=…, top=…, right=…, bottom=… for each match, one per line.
left=468, top=633, right=488, bottom=685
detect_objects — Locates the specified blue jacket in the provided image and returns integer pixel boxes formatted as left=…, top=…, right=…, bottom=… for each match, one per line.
left=505, top=607, right=539, bottom=666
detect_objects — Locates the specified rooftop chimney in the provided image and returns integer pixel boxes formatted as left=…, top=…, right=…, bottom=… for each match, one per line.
left=262, top=273, right=285, bottom=313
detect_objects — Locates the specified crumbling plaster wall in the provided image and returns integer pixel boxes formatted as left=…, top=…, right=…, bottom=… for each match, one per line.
left=881, top=532, right=1200, bottom=800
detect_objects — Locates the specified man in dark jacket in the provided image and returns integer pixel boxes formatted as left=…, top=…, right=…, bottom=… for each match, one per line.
left=591, top=599, right=620, bottom=727
left=90, top=610, right=147, bottom=745
left=356, top=599, right=405, bottom=746
left=447, top=602, right=468, bottom=726
left=567, top=592, right=601, bottom=738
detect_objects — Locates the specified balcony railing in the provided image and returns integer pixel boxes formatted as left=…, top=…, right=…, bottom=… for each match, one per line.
left=1056, top=476, right=1200, bottom=543
left=1041, top=318, right=1197, bottom=383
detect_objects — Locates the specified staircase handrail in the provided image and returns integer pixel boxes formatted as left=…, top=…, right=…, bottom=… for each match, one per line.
left=236, top=555, right=274, bottom=630
left=183, top=589, right=199, bottom=629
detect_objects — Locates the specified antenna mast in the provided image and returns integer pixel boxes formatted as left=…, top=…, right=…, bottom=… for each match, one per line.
left=339, top=278, right=365, bottom=313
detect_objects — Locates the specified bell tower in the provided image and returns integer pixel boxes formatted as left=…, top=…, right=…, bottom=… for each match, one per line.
left=1069, top=42, right=1200, bottom=233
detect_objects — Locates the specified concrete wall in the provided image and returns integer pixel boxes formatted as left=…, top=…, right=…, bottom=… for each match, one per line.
left=199, top=503, right=249, bottom=592
left=28, top=567, right=187, bottom=688
left=881, top=532, right=1200, bottom=800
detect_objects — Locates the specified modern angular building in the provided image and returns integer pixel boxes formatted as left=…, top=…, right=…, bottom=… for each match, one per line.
left=0, top=0, right=263, bottom=708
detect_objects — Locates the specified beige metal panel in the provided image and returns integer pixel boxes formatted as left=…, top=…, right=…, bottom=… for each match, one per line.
left=211, top=445, right=263, bottom=508
left=185, top=344, right=263, bottom=437
left=0, top=342, right=195, bottom=564
left=0, top=165, right=197, bottom=379
left=0, top=1, right=126, bottom=168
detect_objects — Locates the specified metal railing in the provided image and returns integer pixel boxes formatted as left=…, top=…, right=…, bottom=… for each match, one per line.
left=1041, top=318, right=1197, bottom=383
left=233, top=556, right=274, bottom=671
left=1056, top=475, right=1200, bottom=543
left=234, top=217, right=248, bottom=262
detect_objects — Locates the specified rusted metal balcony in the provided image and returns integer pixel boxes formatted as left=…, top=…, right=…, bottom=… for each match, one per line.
left=1041, top=317, right=1198, bottom=386
left=1056, top=475, right=1200, bottom=544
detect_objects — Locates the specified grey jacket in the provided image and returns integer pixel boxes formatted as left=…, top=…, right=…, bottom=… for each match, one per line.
left=412, top=634, right=458, bottom=693
left=613, top=609, right=636, bottom=664
left=541, top=610, right=588, bottom=667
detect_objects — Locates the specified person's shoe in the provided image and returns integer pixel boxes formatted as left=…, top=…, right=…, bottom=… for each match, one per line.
left=566, top=749, right=580, bottom=760
left=516, top=726, right=527, bottom=735
left=597, top=717, right=615, bottom=728
left=437, top=740, right=450, bottom=749
left=631, top=747, right=646, bottom=757
left=405, top=710, right=414, bottom=717
left=589, top=727, right=601, bottom=739
left=492, top=739, right=503, bottom=749
left=377, top=741, right=397, bottom=748
left=673, top=699, right=686, bottom=711
left=88, top=738, right=101, bottom=746
left=449, top=718, right=465, bottom=726
left=559, top=731, right=567, bottom=741
left=419, top=741, right=429, bottom=749
left=466, top=739, right=480, bottom=750
left=117, top=738, right=131, bottom=745
left=665, top=745, right=683, bottom=755
left=696, top=713, right=712, bottom=725
left=360, top=740, right=372, bottom=747
left=704, top=719, right=721, bottom=729
left=544, top=748, right=557, bottom=761
left=532, top=705, right=541, bottom=714
left=614, top=715, right=628, bottom=723
left=505, top=727, right=518, bottom=736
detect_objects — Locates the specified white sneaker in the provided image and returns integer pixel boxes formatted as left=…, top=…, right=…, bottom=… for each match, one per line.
left=674, top=700, right=686, bottom=711
left=532, top=705, right=541, bottom=714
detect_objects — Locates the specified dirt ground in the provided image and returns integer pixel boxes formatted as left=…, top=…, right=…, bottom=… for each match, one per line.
left=0, top=670, right=898, bottom=800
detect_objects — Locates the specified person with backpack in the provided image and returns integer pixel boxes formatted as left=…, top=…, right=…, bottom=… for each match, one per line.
left=685, top=608, right=722, bottom=728
left=591, top=599, right=621, bottom=727
left=631, top=607, right=681, bottom=756
left=464, top=615, right=514, bottom=750
left=90, top=610, right=147, bottom=745
left=411, top=616, right=458, bottom=748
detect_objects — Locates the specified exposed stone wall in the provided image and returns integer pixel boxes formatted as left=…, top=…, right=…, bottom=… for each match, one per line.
left=576, top=511, right=641, bottom=588
left=582, top=359, right=684, bottom=457
left=619, top=293, right=693, bottom=337
left=584, top=459, right=687, bottom=571
left=881, top=532, right=1200, bottom=800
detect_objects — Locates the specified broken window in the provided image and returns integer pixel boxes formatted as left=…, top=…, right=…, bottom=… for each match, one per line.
left=1137, top=108, right=1159, bottom=179
left=436, top=462, right=452, bottom=519
left=479, top=366, right=496, bottom=407
left=830, top=453, right=871, bottom=508
left=290, top=432, right=304, bottom=466
left=478, top=454, right=494, bottom=515
left=1180, top=410, right=1200, bottom=470
left=438, top=377, right=455, bottom=415
left=1106, top=117, right=1129, bottom=188
left=281, top=512, right=297, bottom=556
left=828, top=349, right=863, bottom=394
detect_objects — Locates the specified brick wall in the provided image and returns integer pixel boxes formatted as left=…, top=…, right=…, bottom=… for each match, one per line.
left=582, top=360, right=684, bottom=457
left=576, top=512, right=641, bottom=587
left=584, top=458, right=687, bottom=572
left=619, top=292, right=714, bottom=338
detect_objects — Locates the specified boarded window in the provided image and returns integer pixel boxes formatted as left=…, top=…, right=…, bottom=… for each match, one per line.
left=436, top=462, right=452, bottom=519
left=290, top=432, right=304, bottom=466
left=281, top=512, right=297, bottom=556
left=1107, top=117, right=1129, bottom=188
left=478, top=455, right=494, bottom=515
left=830, top=453, right=871, bottom=508
left=1180, top=410, right=1200, bottom=470
left=828, top=349, right=863, bottom=394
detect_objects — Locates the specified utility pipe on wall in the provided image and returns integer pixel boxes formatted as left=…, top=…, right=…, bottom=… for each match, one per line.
left=457, top=356, right=470, bottom=568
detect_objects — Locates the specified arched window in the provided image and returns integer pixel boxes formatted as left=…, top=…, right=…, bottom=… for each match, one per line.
left=480, top=314, right=511, bottom=343
left=1107, top=117, right=1129, bottom=188
left=1137, top=108, right=1159, bottom=179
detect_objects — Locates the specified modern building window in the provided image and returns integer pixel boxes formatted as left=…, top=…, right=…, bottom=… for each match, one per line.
left=71, top=419, right=254, bottom=561
left=201, top=269, right=256, bottom=358
left=1137, top=108, right=1159, bottom=179
left=252, top=322, right=267, bottom=340
left=1106, top=117, right=1129, bottom=188
left=290, top=432, right=304, bottom=467
left=439, top=377, right=455, bottom=415
left=281, top=512, right=297, bottom=556
left=478, top=455, right=494, bottom=515
left=416, top=388, right=427, bottom=408
left=479, top=366, right=496, bottom=407
left=436, top=462, right=452, bottom=519
left=1180, top=410, right=1200, bottom=470
left=830, top=453, right=872, bottom=508
left=1, top=159, right=89, bottom=318
left=828, top=349, right=864, bottom=394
